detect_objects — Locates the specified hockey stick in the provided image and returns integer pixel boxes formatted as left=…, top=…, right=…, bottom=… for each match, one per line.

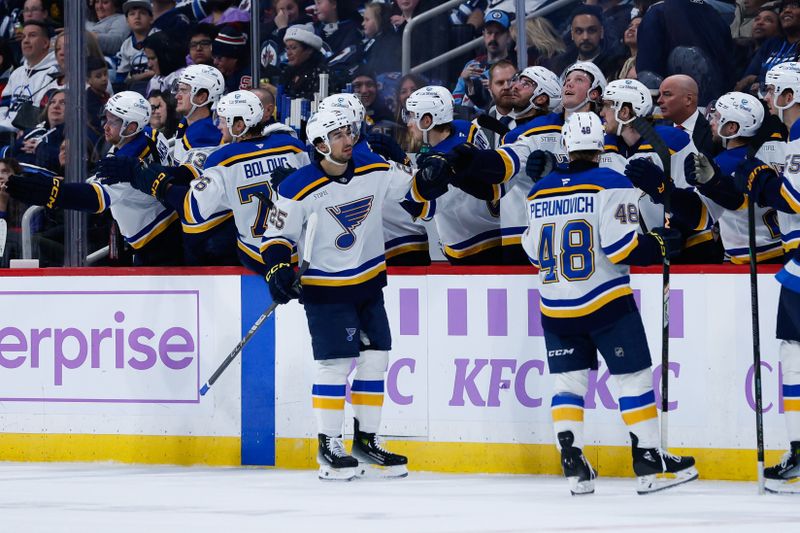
left=199, top=210, right=319, bottom=396
left=476, top=114, right=512, bottom=137
left=631, top=117, right=672, bottom=449
left=0, top=219, right=6, bottom=258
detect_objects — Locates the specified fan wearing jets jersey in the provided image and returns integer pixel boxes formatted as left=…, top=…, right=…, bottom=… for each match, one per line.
left=97, top=90, right=310, bottom=275
left=445, top=62, right=604, bottom=264
left=317, top=92, right=431, bottom=266
left=522, top=112, right=697, bottom=495
left=261, top=109, right=451, bottom=481
left=732, top=62, right=800, bottom=492
left=593, top=78, right=722, bottom=263
left=401, top=85, right=502, bottom=265
left=4, top=91, right=179, bottom=265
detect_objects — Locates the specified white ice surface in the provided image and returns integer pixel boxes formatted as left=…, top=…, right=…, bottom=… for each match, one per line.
left=1, top=463, right=797, bottom=532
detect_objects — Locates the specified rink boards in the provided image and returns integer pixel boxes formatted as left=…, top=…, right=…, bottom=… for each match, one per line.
left=0, top=265, right=790, bottom=479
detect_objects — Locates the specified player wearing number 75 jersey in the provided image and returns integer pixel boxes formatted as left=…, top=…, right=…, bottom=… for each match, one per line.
left=522, top=112, right=698, bottom=496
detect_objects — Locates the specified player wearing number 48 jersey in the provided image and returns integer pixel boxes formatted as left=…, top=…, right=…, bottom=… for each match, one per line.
left=522, top=112, right=698, bottom=495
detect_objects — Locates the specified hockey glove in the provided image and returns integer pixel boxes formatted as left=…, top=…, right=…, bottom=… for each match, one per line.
left=367, top=132, right=409, bottom=165
left=95, top=155, right=142, bottom=185
left=269, top=165, right=295, bottom=190
left=129, top=165, right=175, bottom=200
left=445, top=142, right=479, bottom=175
left=414, top=153, right=453, bottom=200
left=684, top=153, right=721, bottom=188
left=5, top=173, right=63, bottom=208
left=265, top=262, right=301, bottom=304
left=525, top=150, right=556, bottom=182
left=647, top=226, right=683, bottom=259
left=733, top=157, right=777, bottom=200
left=624, top=158, right=672, bottom=204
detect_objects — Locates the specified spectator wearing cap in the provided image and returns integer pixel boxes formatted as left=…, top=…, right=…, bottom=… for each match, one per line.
left=86, top=0, right=130, bottom=56
left=187, top=23, right=218, bottom=67
left=636, top=0, right=735, bottom=106
left=213, top=25, right=252, bottom=92
left=314, top=0, right=362, bottom=65
left=453, top=9, right=514, bottom=108
left=0, top=20, right=58, bottom=133
left=738, top=0, right=800, bottom=92
left=116, top=0, right=160, bottom=92
left=281, top=23, right=330, bottom=99
left=360, top=2, right=401, bottom=75
left=143, top=30, right=187, bottom=96
left=351, top=66, right=393, bottom=124
left=200, top=0, right=249, bottom=31
left=547, top=4, right=625, bottom=81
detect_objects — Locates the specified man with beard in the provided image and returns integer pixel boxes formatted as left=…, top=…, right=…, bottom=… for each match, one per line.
left=547, top=5, right=625, bottom=82
left=474, top=59, right=516, bottom=149
left=453, top=10, right=515, bottom=109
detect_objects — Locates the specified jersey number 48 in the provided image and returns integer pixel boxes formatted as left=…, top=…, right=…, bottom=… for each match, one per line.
left=538, top=220, right=595, bottom=283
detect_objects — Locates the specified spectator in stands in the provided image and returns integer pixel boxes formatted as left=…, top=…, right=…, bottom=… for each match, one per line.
left=392, top=0, right=451, bottom=83
left=658, top=74, right=717, bottom=156
left=262, top=0, right=312, bottom=45
left=511, top=16, right=565, bottom=68
left=0, top=88, right=64, bottom=170
left=314, top=0, right=361, bottom=63
left=86, top=0, right=129, bottom=56
left=547, top=4, right=625, bottom=81
left=86, top=56, right=110, bottom=132
left=453, top=9, right=513, bottom=108
left=151, top=0, right=191, bottom=34
left=617, top=15, right=641, bottom=79
left=590, top=0, right=634, bottom=45
left=147, top=88, right=177, bottom=137
left=477, top=59, right=515, bottom=148
left=281, top=23, right=329, bottom=99
left=200, top=0, right=249, bottom=30
left=0, top=38, right=17, bottom=96
left=143, top=30, right=186, bottom=95
left=731, top=0, right=778, bottom=38
left=187, top=23, right=217, bottom=66
left=393, top=72, right=426, bottom=152
left=739, top=0, right=800, bottom=91
left=360, top=2, right=400, bottom=75
left=23, top=0, right=50, bottom=23
left=0, top=21, right=58, bottom=133
left=47, top=31, right=105, bottom=92
left=213, top=24, right=251, bottom=91
left=116, top=0, right=158, bottom=93
left=636, top=0, right=735, bottom=106
left=352, top=66, right=392, bottom=124
left=752, top=6, right=783, bottom=42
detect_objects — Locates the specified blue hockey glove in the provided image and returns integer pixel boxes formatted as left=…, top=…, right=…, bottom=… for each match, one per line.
left=367, top=132, right=409, bottom=164
left=414, top=153, right=453, bottom=200
left=444, top=142, right=478, bottom=175
left=648, top=226, right=683, bottom=259
left=265, top=262, right=301, bottom=304
left=733, top=157, right=777, bottom=200
left=625, top=158, right=672, bottom=204
left=525, top=150, right=556, bottom=182
left=95, top=155, right=142, bottom=185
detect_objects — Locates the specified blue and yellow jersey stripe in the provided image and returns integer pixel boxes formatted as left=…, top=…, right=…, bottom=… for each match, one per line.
left=603, top=231, right=639, bottom=264
left=781, top=179, right=800, bottom=213
left=259, top=237, right=293, bottom=254
left=685, top=228, right=714, bottom=249
left=782, top=229, right=800, bottom=251
left=496, top=147, right=519, bottom=183
left=351, top=380, right=384, bottom=407
left=551, top=393, right=584, bottom=422
left=237, top=239, right=265, bottom=264
left=540, top=276, right=633, bottom=319
left=501, top=225, right=526, bottom=246
left=216, top=145, right=304, bottom=168
left=727, top=242, right=785, bottom=264
left=89, top=183, right=111, bottom=214
left=302, top=254, right=386, bottom=287
left=529, top=184, right=605, bottom=201
left=443, top=229, right=502, bottom=259
left=619, top=390, right=658, bottom=426
left=125, top=209, right=179, bottom=249
left=385, top=234, right=429, bottom=259
left=311, top=384, right=346, bottom=410
left=291, top=176, right=330, bottom=201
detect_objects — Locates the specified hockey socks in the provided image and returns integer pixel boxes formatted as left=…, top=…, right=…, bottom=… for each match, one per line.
left=351, top=350, right=389, bottom=433
left=766, top=341, right=800, bottom=493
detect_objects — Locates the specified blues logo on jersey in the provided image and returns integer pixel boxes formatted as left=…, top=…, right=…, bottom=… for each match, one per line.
left=326, top=196, right=374, bottom=250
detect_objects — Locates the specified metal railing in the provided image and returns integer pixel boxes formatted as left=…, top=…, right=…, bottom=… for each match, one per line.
left=402, top=0, right=582, bottom=76
left=20, top=205, right=108, bottom=265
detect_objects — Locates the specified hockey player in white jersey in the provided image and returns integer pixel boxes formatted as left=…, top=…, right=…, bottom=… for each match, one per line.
left=4, top=91, right=180, bottom=265
left=318, top=92, right=431, bottom=266
left=447, top=62, right=603, bottom=264
left=97, top=90, right=310, bottom=275
left=644, top=92, right=787, bottom=264
left=731, top=61, right=800, bottom=492
left=402, top=85, right=503, bottom=264
left=522, top=112, right=698, bottom=495
left=261, top=109, right=451, bottom=480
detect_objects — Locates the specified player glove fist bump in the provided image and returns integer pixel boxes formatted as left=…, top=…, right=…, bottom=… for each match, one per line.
left=624, top=158, right=673, bottom=203
left=525, top=150, right=556, bottom=182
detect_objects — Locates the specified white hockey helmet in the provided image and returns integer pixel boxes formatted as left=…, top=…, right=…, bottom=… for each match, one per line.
left=216, top=90, right=264, bottom=140
left=177, top=64, right=226, bottom=117
left=562, top=112, right=605, bottom=154
left=405, top=85, right=454, bottom=144
left=514, top=66, right=562, bottom=116
left=562, top=61, right=607, bottom=112
left=765, top=61, right=800, bottom=120
left=602, top=78, right=653, bottom=135
left=318, top=93, right=366, bottom=127
left=714, top=91, right=763, bottom=145
left=306, top=109, right=354, bottom=165
left=105, top=91, right=151, bottom=138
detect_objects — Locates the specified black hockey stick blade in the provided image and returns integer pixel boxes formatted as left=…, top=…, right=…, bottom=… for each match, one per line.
left=477, top=113, right=511, bottom=136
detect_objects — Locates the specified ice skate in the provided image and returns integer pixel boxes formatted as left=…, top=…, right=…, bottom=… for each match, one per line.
left=351, top=418, right=408, bottom=479
left=765, top=442, right=800, bottom=494
left=558, top=431, right=596, bottom=495
left=631, top=434, right=698, bottom=494
left=317, top=434, right=357, bottom=481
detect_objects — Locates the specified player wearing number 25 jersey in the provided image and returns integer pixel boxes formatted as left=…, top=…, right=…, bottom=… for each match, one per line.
left=522, top=112, right=697, bottom=496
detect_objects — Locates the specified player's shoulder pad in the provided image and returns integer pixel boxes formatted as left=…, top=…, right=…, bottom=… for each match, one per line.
left=258, top=131, right=307, bottom=153
left=186, top=116, right=223, bottom=148
left=435, top=131, right=468, bottom=153
left=352, top=148, right=391, bottom=175
left=278, top=163, right=328, bottom=201
left=451, top=119, right=477, bottom=140
left=654, top=124, right=690, bottom=152
left=714, top=145, right=747, bottom=176
left=117, top=130, right=151, bottom=158
left=516, top=112, right=563, bottom=140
